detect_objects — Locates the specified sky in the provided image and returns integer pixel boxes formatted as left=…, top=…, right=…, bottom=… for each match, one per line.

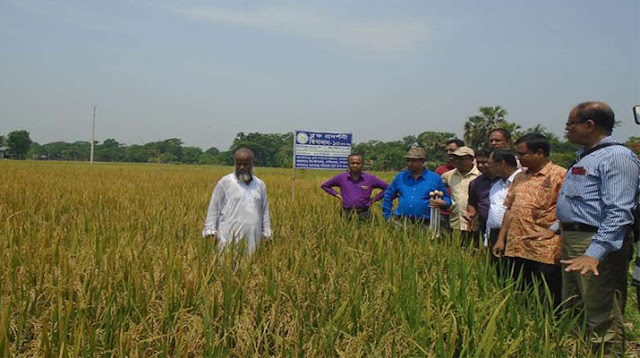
left=0, top=0, right=638, bottom=150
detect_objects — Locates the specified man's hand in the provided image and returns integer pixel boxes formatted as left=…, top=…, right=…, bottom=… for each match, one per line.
left=335, top=194, right=343, bottom=201
left=521, top=228, right=556, bottom=241
left=462, top=213, right=477, bottom=231
left=430, top=198, right=446, bottom=208
left=492, top=239, right=505, bottom=258
left=560, top=255, right=600, bottom=276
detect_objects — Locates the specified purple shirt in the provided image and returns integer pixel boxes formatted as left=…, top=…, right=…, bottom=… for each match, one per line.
left=321, top=172, right=388, bottom=210
left=468, top=174, right=498, bottom=230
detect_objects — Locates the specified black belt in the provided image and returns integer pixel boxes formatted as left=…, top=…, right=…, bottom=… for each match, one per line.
left=561, top=222, right=598, bottom=233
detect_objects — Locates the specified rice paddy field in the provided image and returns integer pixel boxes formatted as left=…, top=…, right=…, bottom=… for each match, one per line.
left=0, top=160, right=638, bottom=357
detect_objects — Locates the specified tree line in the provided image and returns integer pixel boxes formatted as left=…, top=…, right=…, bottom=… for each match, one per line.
left=2, top=106, right=639, bottom=170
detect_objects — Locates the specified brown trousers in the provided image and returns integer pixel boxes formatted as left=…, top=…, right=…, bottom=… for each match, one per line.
left=561, top=230, right=632, bottom=355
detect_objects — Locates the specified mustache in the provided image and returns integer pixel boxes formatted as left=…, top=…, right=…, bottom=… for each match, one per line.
left=235, top=168, right=253, bottom=181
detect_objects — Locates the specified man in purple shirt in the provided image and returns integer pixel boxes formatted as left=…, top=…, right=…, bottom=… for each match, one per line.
left=321, top=154, right=388, bottom=219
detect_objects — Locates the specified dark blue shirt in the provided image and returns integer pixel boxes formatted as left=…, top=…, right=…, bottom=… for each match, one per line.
left=382, top=169, right=451, bottom=221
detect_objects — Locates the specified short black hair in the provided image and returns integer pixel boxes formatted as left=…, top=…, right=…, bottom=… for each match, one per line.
left=490, top=149, right=518, bottom=167
left=445, top=138, right=465, bottom=147
left=573, top=101, right=615, bottom=134
left=515, top=133, right=550, bottom=157
left=475, top=148, right=492, bottom=158
left=348, top=153, right=363, bottom=161
left=488, top=128, right=511, bottom=142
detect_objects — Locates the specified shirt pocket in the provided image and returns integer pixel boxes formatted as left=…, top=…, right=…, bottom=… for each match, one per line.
left=562, top=168, right=599, bottom=198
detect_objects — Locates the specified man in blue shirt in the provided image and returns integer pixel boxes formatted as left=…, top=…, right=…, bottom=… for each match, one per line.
left=551, top=101, right=639, bottom=354
left=382, top=147, right=451, bottom=224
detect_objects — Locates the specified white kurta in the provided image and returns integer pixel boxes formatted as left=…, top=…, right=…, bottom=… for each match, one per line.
left=203, top=173, right=272, bottom=254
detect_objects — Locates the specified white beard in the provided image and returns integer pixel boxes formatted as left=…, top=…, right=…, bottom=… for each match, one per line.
left=235, top=170, right=253, bottom=183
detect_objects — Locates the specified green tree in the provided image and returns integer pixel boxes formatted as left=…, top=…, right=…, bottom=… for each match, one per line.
left=7, top=130, right=33, bottom=159
left=205, top=147, right=220, bottom=156
left=463, top=106, right=509, bottom=150
left=181, top=146, right=203, bottom=163
left=626, top=136, right=640, bottom=155
left=61, top=145, right=84, bottom=161
left=97, top=139, right=127, bottom=162
left=27, top=142, right=41, bottom=159
left=524, top=124, right=557, bottom=142
left=417, top=131, right=457, bottom=164
left=126, top=145, right=149, bottom=162
left=144, top=138, right=183, bottom=162
left=229, top=132, right=293, bottom=167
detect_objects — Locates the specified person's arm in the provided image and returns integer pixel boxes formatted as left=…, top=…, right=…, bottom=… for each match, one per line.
left=371, top=177, right=389, bottom=203
left=465, top=204, right=478, bottom=231
left=493, top=209, right=513, bottom=257
left=562, top=156, right=639, bottom=274
left=261, top=183, right=272, bottom=241
left=203, top=182, right=224, bottom=239
left=382, top=175, right=399, bottom=220
left=320, top=175, right=341, bottom=198
left=492, top=181, right=517, bottom=257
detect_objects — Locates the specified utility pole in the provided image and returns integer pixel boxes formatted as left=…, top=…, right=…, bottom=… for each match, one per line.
left=90, top=105, right=96, bottom=164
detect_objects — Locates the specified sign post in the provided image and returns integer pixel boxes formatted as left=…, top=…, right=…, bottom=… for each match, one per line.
left=292, top=130, right=352, bottom=200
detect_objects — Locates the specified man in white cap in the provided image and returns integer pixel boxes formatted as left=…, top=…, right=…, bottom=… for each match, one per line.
left=442, top=146, right=481, bottom=246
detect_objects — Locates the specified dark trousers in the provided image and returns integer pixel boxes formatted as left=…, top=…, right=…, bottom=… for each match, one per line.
left=459, top=230, right=481, bottom=248
left=342, top=207, right=371, bottom=221
left=440, top=214, right=451, bottom=232
left=510, top=257, right=563, bottom=308
left=487, top=229, right=509, bottom=278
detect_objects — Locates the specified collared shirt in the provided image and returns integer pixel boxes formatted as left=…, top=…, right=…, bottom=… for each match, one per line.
left=203, top=173, right=272, bottom=254
left=321, top=172, right=388, bottom=210
left=442, top=166, right=481, bottom=230
left=557, top=136, right=640, bottom=261
left=486, top=169, right=522, bottom=229
left=382, top=169, right=452, bottom=221
left=504, top=162, right=566, bottom=265
left=468, top=174, right=498, bottom=229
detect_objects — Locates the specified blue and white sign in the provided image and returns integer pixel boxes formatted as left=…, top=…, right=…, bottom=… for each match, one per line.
left=294, top=130, right=352, bottom=169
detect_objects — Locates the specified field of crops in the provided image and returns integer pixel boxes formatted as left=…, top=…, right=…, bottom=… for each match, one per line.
left=0, top=160, right=638, bottom=357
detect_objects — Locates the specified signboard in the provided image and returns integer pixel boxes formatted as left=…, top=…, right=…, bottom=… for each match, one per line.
left=294, top=130, right=352, bottom=169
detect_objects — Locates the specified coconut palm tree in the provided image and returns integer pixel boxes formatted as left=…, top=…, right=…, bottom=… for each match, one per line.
left=463, top=106, right=509, bottom=150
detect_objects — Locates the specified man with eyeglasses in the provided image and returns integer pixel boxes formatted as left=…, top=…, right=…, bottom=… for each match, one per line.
left=544, top=101, right=639, bottom=354
left=485, top=149, right=521, bottom=268
left=492, top=134, right=565, bottom=307
left=382, top=147, right=451, bottom=226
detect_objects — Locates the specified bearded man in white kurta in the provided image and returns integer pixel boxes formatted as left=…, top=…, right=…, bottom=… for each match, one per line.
left=203, top=148, right=272, bottom=254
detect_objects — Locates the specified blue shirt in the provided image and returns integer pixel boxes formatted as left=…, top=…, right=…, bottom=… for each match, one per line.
left=557, top=136, right=640, bottom=261
left=382, top=169, right=451, bottom=221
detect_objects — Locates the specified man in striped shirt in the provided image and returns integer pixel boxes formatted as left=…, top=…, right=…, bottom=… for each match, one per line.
left=554, top=102, right=640, bottom=354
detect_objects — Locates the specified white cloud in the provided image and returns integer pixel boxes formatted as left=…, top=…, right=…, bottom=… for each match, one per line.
left=172, top=6, right=430, bottom=52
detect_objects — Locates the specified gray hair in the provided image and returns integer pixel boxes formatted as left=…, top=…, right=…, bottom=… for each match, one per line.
left=234, top=147, right=255, bottom=161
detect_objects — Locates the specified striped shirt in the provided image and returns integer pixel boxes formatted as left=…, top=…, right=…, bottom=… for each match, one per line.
left=556, top=136, right=640, bottom=261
